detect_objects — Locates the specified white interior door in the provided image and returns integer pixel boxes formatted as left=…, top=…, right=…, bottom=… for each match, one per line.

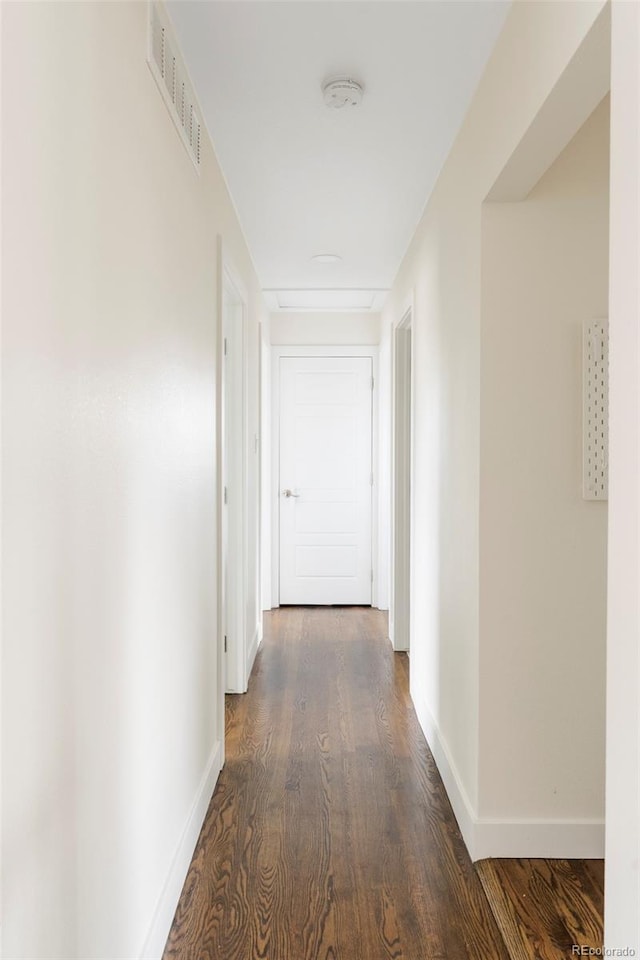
left=279, top=356, right=373, bottom=605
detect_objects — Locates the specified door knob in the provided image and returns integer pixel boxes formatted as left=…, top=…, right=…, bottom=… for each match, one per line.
left=283, top=489, right=300, bottom=498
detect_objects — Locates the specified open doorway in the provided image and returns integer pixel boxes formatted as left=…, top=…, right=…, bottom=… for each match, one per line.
left=391, top=308, right=412, bottom=652
left=474, top=95, right=609, bottom=948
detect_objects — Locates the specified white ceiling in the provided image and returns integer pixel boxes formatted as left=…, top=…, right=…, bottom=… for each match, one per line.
left=167, top=1, right=510, bottom=310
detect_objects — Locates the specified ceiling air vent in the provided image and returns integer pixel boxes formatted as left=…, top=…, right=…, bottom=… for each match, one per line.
left=147, top=2, right=202, bottom=171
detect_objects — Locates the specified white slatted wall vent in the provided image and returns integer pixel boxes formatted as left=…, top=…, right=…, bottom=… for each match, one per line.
left=148, top=2, right=201, bottom=171
left=583, top=319, right=609, bottom=501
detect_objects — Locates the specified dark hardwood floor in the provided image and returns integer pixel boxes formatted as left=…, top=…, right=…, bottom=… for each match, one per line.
left=475, top=858, right=604, bottom=960
left=163, top=607, right=509, bottom=960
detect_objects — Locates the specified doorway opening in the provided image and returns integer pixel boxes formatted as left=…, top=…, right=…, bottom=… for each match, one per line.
left=391, top=307, right=412, bottom=653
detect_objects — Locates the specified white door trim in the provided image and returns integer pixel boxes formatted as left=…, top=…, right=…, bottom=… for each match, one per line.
left=215, top=237, right=226, bottom=754
left=270, top=345, right=379, bottom=609
left=217, top=238, right=250, bottom=695
left=390, top=294, right=414, bottom=652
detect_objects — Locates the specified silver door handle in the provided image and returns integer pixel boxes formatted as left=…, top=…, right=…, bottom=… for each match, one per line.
left=283, top=489, right=300, bottom=498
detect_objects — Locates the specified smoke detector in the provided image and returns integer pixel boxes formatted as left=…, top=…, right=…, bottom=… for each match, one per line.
left=322, top=77, right=364, bottom=109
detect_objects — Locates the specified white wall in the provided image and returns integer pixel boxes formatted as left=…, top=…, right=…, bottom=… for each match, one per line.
left=383, top=0, right=609, bottom=858
left=269, top=312, right=380, bottom=345
left=0, top=3, right=5, bottom=948
left=605, top=1, right=640, bottom=951
left=479, top=99, right=609, bottom=846
left=1, top=3, right=262, bottom=957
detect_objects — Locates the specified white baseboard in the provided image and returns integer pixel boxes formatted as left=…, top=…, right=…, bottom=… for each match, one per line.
left=473, top=817, right=605, bottom=860
left=140, top=740, right=223, bottom=959
left=411, top=687, right=605, bottom=862
left=411, top=684, right=478, bottom=855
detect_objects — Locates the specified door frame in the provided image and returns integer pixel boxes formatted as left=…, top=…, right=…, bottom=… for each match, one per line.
left=270, top=345, right=379, bottom=609
left=390, top=297, right=414, bottom=652
left=217, top=238, right=250, bottom=697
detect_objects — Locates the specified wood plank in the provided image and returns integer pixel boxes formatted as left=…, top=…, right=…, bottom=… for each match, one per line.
left=163, top=607, right=510, bottom=960
left=476, top=858, right=604, bottom=960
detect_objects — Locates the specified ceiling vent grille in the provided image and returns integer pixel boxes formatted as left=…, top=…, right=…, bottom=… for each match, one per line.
left=147, top=2, right=202, bottom=171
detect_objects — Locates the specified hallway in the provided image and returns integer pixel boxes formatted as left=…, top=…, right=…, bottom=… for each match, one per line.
left=163, top=608, right=509, bottom=960
left=2, top=3, right=639, bottom=956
